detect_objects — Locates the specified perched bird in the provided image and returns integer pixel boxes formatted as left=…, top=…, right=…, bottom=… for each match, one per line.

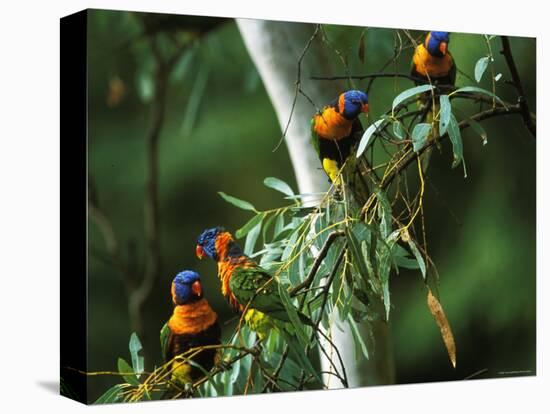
left=195, top=227, right=312, bottom=339
left=164, top=270, right=221, bottom=387
left=311, top=90, right=370, bottom=185
left=411, top=31, right=456, bottom=85
left=411, top=31, right=456, bottom=171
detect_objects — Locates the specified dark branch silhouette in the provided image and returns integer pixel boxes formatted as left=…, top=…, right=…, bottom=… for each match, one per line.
left=500, top=36, right=536, bottom=138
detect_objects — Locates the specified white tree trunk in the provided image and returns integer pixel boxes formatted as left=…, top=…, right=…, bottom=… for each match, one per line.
left=237, top=19, right=394, bottom=387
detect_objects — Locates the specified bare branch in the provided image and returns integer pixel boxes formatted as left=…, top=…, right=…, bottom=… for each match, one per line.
left=311, top=72, right=426, bottom=84
left=273, top=24, right=321, bottom=152
left=289, top=230, right=345, bottom=296
left=500, top=36, right=536, bottom=138
left=380, top=104, right=525, bottom=191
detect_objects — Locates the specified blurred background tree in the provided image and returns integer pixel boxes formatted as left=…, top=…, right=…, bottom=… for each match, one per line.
left=87, top=9, right=536, bottom=401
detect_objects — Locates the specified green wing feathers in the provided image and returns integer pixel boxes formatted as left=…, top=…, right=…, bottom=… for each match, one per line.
left=229, top=263, right=313, bottom=326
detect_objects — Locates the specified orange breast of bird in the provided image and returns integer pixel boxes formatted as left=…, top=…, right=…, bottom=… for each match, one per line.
left=313, top=107, right=353, bottom=141
left=168, top=299, right=218, bottom=335
left=413, top=44, right=454, bottom=79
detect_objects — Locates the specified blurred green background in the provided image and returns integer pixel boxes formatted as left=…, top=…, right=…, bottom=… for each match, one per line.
left=86, top=9, right=536, bottom=399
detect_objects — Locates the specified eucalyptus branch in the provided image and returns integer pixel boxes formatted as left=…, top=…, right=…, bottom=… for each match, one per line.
left=311, top=72, right=426, bottom=83
left=261, top=345, right=290, bottom=393
left=173, top=345, right=261, bottom=399
left=274, top=24, right=321, bottom=152
left=381, top=104, right=525, bottom=191
left=500, top=35, right=536, bottom=138
left=128, top=36, right=183, bottom=346
left=314, top=246, right=347, bottom=330
left=290, top=230, right=345, bottom=296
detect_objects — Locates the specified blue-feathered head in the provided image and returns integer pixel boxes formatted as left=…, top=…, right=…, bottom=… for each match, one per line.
left=196, top=227, right=223, bottom=260
left=196, top=226, right=243, bottom=261
left=425, top=31, right=450, bottom=57
left=171, top=270, right=203, bottom=305
left=338, top=90, right=369, bottom=120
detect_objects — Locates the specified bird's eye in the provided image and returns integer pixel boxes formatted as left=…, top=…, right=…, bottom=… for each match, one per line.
left=351, top=100, right=360, bottom=105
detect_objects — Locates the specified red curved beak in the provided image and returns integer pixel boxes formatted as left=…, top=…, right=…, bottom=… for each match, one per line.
left=191, top=280, right=202, bottom=297
left=439, top=42, right=448, bottom=55
left=196, top=245, right=204, bottom=259
left=362, top=103, right=370, bottom=113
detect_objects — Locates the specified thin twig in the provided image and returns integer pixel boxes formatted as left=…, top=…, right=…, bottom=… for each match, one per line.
left=311, top=72, right=425, bottom=83
left=273, top=24, right=321, bottom=152
left=289, top=230, right=345, bottom=296
left=380, top=104, right=525, bottom=191
left=500, top=36, right=536, bottom=138
left=464, top=368, right=489, bottom=380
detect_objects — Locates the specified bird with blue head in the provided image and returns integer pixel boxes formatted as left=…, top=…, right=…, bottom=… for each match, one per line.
left=339, top=90, right=370, bottom=120
left=411, top=31, right=456, bottom=172
left=412, top=31, right=456, bottom=85
left=426, top=31, right=450, bottom=57
left=196, top=226, right=243, bottom=262
left=164, top=270, right=221, bottom=387
left=171, top=270, right=203, bottom=305
left=311, top=89, right=369, bottom=186
left=196, top=226, right=315, bottom=339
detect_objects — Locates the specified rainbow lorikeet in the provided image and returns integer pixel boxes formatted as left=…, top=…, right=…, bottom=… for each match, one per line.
left=195, top=227, right=313, bottom=339
left=311, top=90, right=370, bottom=186
left=163, top=270, right=221, bottom=386
left=411, top=31, right=456, bottom=170
left=411, top=31, right=456, bottom=86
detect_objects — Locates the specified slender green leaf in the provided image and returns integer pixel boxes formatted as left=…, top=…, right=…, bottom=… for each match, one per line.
left=358, top=30, right=366, bottom=63
left=357, top=119, right=385, bottom=157
left=93, top=384, right=126, bottom=404
left=117, top=358, right=139, bottom=386
left=136, top=65, right=154, bottom=103
left=264, top=177, right=295, bottom=196
left=347, top=228, right=368, bottom=277
left=262, top=212, right=277, bottom=242
left=339, top=285, right=354, bottom=323
left=466, top=116, right=488, bottom=145
left=378, top=245, right=392, bottom=321
left=281, top=229, right=299, bottom=261
left=447, top=113, right=465, bottom=174
left=348, top=316, right=369, bottom=360
left=394, top=255, right=421, bottom=270
left=283, top=192, right=326, bottom=201
left=277, top=284, right=308, bottom=344
left=279, top=328, right=320, bottom=383
left=377, top=231, right=400, bottom=321
left=288, top=242, right=303, bottom=286
left=274, top=212, right=285, bottom=237
left=170, top=48, right=194, bottom=82
left=392, top=84, right=434, bottom=112
left=453, top=86, right=506, bottom=107
left=236, top=213, right=263, bottom=239
left=439, top=95, right=452, bottom=135
left=407, top=240, right=426, bottom=279
left=411, top=123, right=431, bottom=152
left=393, top=120, right=406, bottom=140
left=160, top=323, right=170, bottom=360
left=375, top=189, right=392, bottom=239
left=361, top=239, right=375, bottom=280
left=474, top=56, right=489, bottom=82
left=129, top=333, right=144, bottom=376
left=181, top=68, right=209, bottom=136
left=244, top=219, right=262, bottom=255
left=218, top=192, right=256, bottom=211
